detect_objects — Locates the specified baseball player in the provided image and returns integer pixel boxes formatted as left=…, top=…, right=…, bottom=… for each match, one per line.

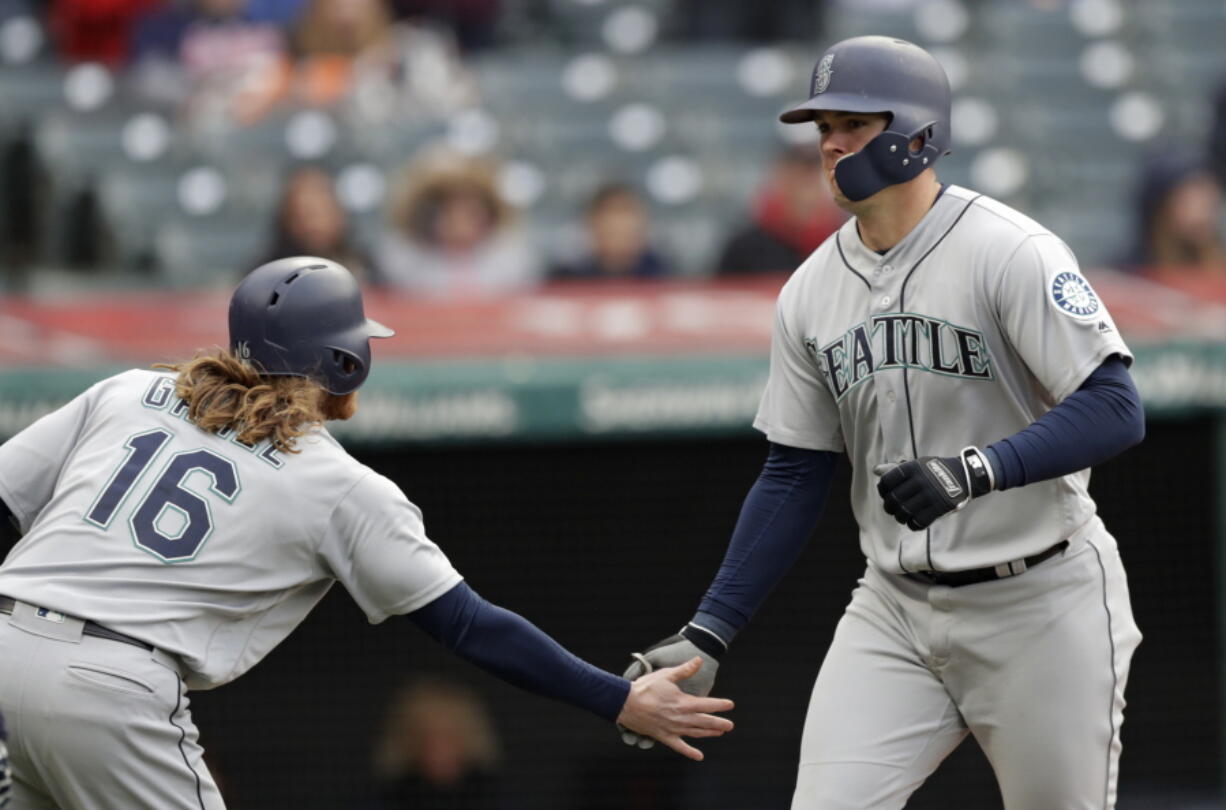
left=0, top=257, right=734, bottom=809
left=622, top=36, right=1145, bottom=809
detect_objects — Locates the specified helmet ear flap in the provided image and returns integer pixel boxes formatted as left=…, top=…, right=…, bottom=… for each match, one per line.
left=326, top=347, right=368, bottom=394
left=905, top=125, right=937, bottom=156
left=333, top=350, right=358, bottom=375
left=834, top=131, right=930, bottom=201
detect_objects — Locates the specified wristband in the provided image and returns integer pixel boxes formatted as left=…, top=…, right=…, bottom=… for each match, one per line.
left=680, top=622, right=728, bottom=660
left=960, top=445, right=995, bottom=497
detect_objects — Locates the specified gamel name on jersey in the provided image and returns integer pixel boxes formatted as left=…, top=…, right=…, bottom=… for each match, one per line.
left=141, top=375, right=285, bottom=468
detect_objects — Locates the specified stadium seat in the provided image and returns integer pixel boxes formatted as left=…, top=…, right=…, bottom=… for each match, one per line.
left=32, top=107, right=184, bottom=266
left=153, top=216, right=266, bottom=288
left=822, top=4, right=922, bottom=43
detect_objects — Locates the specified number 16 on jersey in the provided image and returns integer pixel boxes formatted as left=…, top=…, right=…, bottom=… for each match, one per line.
left=85, top=429, right=241, bottom=563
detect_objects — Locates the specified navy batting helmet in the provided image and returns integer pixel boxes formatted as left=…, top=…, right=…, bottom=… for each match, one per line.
left=229, top=257, right=394, bottom=395
left=780, top=36, right=952, bottom=202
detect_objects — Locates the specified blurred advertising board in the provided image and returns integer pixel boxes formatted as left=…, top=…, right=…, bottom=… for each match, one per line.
left=0, top=273, right=1223, bottom=442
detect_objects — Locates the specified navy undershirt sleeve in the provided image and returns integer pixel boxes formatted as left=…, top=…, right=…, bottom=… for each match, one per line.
left=692, top=443, right=837, bottom=645
left=984, top=355, right=1144, bottom=490
left=407, top=581, right=630, bottom=722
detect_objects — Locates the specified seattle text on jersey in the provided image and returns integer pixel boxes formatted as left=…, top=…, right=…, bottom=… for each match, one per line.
left=807, top=313, right=994, bottom=401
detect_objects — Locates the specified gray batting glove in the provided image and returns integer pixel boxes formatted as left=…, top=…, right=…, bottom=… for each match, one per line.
left=618, top=623, right=726, bottom=749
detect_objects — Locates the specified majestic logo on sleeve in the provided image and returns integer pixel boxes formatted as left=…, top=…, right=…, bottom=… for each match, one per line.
left=807, top=314, right=994, bottom=401
left=1050, top=270, right=1101, bottom=319
left=813, top=53, right=834, bottom=95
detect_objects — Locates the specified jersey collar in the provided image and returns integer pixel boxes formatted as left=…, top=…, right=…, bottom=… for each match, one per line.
left=837, top=184, right=976, bottom=277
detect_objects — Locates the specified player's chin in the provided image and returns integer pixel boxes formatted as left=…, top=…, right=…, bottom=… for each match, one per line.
left=830, top=188, right=855, bottom=211
left=826, top=174, right=851, bottom=208
left=323, top=391, right=359, bottom=421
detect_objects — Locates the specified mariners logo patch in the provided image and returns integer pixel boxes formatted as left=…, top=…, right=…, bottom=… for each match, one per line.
left=1050, top=270, right=1101, bottom=319
left=813, top=53, right=834, bottom=95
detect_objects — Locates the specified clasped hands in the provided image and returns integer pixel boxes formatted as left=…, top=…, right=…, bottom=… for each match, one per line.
left=616, top=627, right=730, bottom=760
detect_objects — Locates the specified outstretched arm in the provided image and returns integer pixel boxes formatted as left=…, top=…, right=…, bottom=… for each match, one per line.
left=692, top=442, right=839, bottom=645
left=617, top=442, right=835, bottom=749
left=407, top=581, right=734, bottom=760
left=408, top=580, right=628, bottom=719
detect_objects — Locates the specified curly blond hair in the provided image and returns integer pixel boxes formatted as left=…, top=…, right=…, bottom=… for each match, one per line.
left=155, top=349, right=353, bottom=453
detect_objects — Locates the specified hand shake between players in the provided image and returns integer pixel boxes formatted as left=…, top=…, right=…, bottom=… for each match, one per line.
left=616, top=657, right=733, bottom=761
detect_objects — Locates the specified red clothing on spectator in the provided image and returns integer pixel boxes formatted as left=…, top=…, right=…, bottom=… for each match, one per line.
left=753, top=185, right=844, bottom=259
left=49, top=0, right=161, bottom=65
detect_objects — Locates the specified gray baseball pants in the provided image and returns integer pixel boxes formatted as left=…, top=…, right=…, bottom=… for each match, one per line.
left=0, top=600, right=224, bottom=809
left=791, top=525, right=1141, bottom=810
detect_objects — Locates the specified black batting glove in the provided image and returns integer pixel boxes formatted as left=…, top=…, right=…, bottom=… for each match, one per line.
left=874, top=446, right=995, bottom=531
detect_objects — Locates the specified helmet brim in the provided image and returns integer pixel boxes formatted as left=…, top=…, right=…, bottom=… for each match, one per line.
left=779, top=91, right=892, bottom=124
left=366, top=318, right=395, bottom=339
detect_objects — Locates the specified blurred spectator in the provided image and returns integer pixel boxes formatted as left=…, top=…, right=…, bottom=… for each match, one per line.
left=289, top=0, right=395, bottom=108
left=131, top=0, right=476, bottom=125
left=48, top=0, right=160, bottom=65
left=715, top=144, right=845, bottom=276
left=550, top=183, right=672, bottom=282
left=259, top=164, right=377, bottom=282
left=376, top=148, right=543, bottom=297
left=363, top=677, right=502, bottom=810
left=131, top=0, right=288, bottom=121
left=1120, top=151, right=1226, bottom=279
left=290, top=0, right=478, bottom=120
left=246, top=0, right=309, bottom=24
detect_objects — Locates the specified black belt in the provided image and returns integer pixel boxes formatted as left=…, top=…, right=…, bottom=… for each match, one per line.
left=0, top=595, right=154, bottom=652
left=906, top=540, right=1069, bottom=588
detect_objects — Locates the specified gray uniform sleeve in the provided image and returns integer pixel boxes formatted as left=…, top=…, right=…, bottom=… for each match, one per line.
left=0, top=387, right=94, bottom=532
left=995, top=234, right=1132, bottom=402
left=319, top=471, right=463, bottom=624
left=753, top=290, right=845, bottom=452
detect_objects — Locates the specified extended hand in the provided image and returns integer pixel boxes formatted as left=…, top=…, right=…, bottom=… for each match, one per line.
left=875, top=446, right=994, bottom=531
left=619, top=627, right=723, bottom=748
left=616, top=657, right=734, bottom=761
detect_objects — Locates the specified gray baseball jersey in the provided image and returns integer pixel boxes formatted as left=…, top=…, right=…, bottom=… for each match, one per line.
left=0, top=368, right=462, bottom=690
left=754, top=184, right=1132, bottom=573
